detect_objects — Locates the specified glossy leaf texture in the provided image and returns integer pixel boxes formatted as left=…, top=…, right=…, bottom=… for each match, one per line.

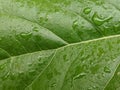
left=0, top=0, right=120, bottom=90
left=0, top=35, right=120, bottom=90
left=1, top=0, right=120, bottom=60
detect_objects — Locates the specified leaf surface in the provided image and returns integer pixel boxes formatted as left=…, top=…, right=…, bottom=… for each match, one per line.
left=0, top=0, right=120, bottom=90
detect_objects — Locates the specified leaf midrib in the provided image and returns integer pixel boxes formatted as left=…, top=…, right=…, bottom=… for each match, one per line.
left=1, top=34, right=120, bottom=62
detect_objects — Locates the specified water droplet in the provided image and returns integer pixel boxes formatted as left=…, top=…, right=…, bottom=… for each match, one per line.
left=87, top=87, right=92, bottom=90
left=88, top=85, right=98, bottom=90
left=32, top=27, right=39, bottom=32
left=20, top=32, right=32, bottom=40
left=92, top=12, right=112, bottom=26
left=102, top=72, right=105, bottom=77
left=39, top=15, right=48, bottom=25
left=72, top=19, right=79, bottom=30
left=38, top=57, right=44, bottom=65
left=0, top=63, right=6, bottom=70
left=83, top=7, right=91, bottom=14
left=95, top=1, right=104, bottom=5
left=113, top=23, right=120, bottom=33
left=63, top=54, right=69, bottom=62
left=38, top=61, right=44, bottom=66
left=29, top=70, right=36, bottom=75
left=104, top=66, right=111, bottom=73
left=2, top=72, right=10, bottom=80
left=73, top=72, right=86, bottom=80
left=51, top=82, right=56, bottom=87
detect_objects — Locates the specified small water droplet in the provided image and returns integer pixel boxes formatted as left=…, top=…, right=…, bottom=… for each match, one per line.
left=87, top=87, right=93, bottom=90
left=92, top=12, right=112, bottom=26
left=32, top=27, right=39, bottom=32
left=51, top=82, right=56, bottom=87
left=73, top=72, right=86, bottom=80
left=95, top=1, right=104, bottom=5
left=102, top=72, right=105, bottom=77
left=113, top=23, right=120, bottom=33
left=38, top=57, right=44, bottom=65
left=0, top=63, right=6, bottom=70
left=39, top=15, right=48, bottom=25
left=2, top=72, right=10, bottom=80
left=72, top=19, right=79, bottom=30
left=83, top=7, right=91, bottom=14
left=20, top=32, right=32, bottom=39
left=88, top=85, right=98, bottom=90
left=63, top=54, right=69, bottom=62
left=29, top=70, right=36, bottom=75
left=104, top=66, right=111, bottom=73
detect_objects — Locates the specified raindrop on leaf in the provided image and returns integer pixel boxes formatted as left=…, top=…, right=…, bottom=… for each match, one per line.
left=104, top=66, right=111, bottom=73
left=73, top=72, right=86, bottom=80
left=92, top=12, right=112, bottom=26
left=83, top=7, right=91, bottom=14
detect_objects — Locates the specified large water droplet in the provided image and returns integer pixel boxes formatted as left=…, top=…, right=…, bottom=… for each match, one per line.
left=104, top=66, right=111, bottom=73
left=92, top=12, right=112, bottom=26
left=73, top=72, right=86, bottom=80
left=83, top=7, right=91, bottom=14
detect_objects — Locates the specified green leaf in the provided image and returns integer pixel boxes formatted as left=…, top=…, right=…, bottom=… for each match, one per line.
left=0, top=0, right=120, bottom=90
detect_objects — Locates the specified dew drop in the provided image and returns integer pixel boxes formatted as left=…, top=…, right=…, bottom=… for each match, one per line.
left=20, top=32, right=32, bottom=39
left=83, top=7, right=91, bottom=14
left=104, top=66, right=111, bottom=73
left=63, top=54, right=68, bottom=62
left=51, top=82, right=56, bottom=87
left=72, top=19, right=79, bottom=30
left=28, top=63, right=32, bottom=66
left=39, top=15, right=48, bottom=25
left=102, top=73, right=105, bottom=77
left=2, top=72, right=10, bottom=80
left=88, top=85, right=98, bottom=90
left=73, top=72, right=86, bottom=80
left=29, top=70, right=36, bottom=75
left=92, top=12, right=112, bottom=26
left=38, top=57, right=44, bottom=65
left=113, top=23, right=120, bottom=33
left=32, top=27, right=39, bottom=32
